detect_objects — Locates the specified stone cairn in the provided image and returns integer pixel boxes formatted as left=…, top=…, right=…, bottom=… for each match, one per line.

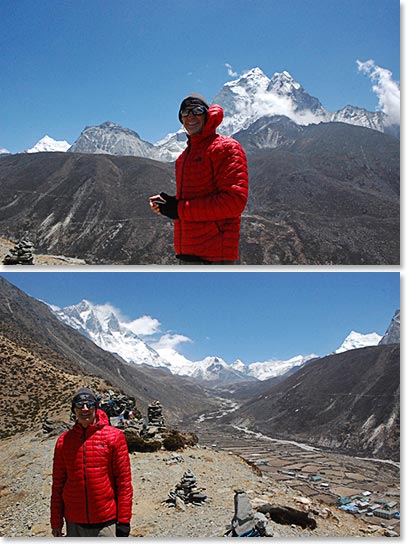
left=99, top=390, right=142, bottom=428
left=147, top=400, right=165, bottom=429
left=3, top=239, right=34, bottom=265
left=165, top=470, right=208, bottom=507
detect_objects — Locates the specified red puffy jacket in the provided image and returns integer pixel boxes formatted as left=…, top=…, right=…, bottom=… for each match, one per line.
left=50, top=409, right=133, bottom=529
left=175, top=104, right=248, bottom=261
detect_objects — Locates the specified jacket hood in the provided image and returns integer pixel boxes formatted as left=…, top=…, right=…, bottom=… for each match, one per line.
left=96, top=408, right=110, bottom=426
left=189, top=104, right=224, bottom=141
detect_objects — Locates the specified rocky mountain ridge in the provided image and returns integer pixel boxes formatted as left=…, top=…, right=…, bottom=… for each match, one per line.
left=379, top=309, right=400, bottom=345
left=223, top=344, right=400, bottom=462
left=20, top=67, right=398, bottom=160
left=0, top=117, right=399, bottom=265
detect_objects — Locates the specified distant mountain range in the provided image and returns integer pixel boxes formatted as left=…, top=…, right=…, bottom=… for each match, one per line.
left=0, top=276, right=400, bottom=460
left=9, top=67, right=399, bottom=159
left=0, top=117, right=399, bottom=265
left=49, top=299, right=398, bottom=386
left=50, top=299, right=318, bottom=384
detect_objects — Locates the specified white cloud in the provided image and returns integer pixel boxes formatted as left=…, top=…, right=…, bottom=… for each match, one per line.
left=92, top=302, right=124, bottom=321
left=152, top=332, right=192, bottom=351
left=124, top=315, right=161, bottom=336
left=150, top=333, right=193, bottom=368
left=235, top=89, right=324, bottom=127
left=91, top=302, right=161, bottom=336
left=357, top=59, right=400, bottom=125
left=225, top=63, right=238, bottom=77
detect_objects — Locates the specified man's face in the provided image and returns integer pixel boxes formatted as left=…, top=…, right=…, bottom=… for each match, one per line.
left=181, top=106, right=207, bottom=135
left=74, top=401, right=96, bottom=428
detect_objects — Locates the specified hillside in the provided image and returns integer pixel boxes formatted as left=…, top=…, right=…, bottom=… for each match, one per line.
left=224, top=345, right=400, bottom=461
left=240, top=123, right=399, bottom=265
left=0, top=277, right=219, bottom=427
left=0, top=121, right=399, bottom=265
left=0, top=152, right=176, bottom=265
left=0, top=431, right=384, bottom=538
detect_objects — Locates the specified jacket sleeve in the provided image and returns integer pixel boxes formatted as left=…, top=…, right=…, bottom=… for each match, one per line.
left=113, top=431, right=133, bottom=524
left=178, top=139, right=248, bottom=222
left=50, top=436, right=67, bottom=530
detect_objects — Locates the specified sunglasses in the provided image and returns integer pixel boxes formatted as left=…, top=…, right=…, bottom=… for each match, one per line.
left=74, top=401, right=96, bottom=409
left=180, top=106, right=207, bottom=118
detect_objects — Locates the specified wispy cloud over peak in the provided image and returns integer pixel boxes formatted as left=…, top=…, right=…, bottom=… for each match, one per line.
left=357, top=60, right=400, bottom=125
left=225, top=63, right=239, bottom=77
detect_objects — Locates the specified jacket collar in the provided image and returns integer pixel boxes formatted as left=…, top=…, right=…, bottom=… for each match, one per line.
left=187, top=104, right=224, bottom=144
left=73, top=408, right=109, bottom=434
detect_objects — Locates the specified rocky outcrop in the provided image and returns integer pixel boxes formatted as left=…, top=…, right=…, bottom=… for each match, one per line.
left=2, top=239, right=34, bottom=265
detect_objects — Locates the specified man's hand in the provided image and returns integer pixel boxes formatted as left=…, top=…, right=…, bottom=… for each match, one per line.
left=149, top=194, right=166, bottom=216
left=149, top=193, right=179, bottom=219
left=157, top=192, right=179, bottom=219
left=52, top=528, right=64, bottom=537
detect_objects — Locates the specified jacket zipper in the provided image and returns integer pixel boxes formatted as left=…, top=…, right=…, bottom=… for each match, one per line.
left=83, top=428, right=90, bottom=523
left=179, top=145, right=190, bottom=253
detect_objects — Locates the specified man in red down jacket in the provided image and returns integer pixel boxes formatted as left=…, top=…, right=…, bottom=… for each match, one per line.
left=150, top=93, right=248, bottom=264
left=50, top=388, right=133, bottom=537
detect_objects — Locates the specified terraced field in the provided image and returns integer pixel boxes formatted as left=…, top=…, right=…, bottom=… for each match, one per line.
left=188, top=422, right=400, bottom=534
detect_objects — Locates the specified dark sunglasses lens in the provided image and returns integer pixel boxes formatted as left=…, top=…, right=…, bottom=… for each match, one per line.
left=181, top=106, right=206, bottom=117
left=75, top=401, right=96, bottom=408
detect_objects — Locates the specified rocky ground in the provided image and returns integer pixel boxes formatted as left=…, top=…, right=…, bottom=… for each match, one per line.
left=0, top=237, right=86, bottom=266
left=0, top=428, right=394, bottom=539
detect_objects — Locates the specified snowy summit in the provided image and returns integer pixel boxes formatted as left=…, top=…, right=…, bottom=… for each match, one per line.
left=335, top=331, right=382, bottom=354
left=25, top=135, right=71, bottom=153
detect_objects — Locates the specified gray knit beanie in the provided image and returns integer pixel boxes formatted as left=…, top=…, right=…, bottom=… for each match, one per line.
left=72, top=387, right=98, bottom=410
left=179, top=93, right=209, bottom=122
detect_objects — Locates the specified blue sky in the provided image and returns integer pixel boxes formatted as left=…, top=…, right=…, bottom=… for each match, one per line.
left=1, top=0, right=400, bottom=153
left=0, top=271, right=399, bottom=364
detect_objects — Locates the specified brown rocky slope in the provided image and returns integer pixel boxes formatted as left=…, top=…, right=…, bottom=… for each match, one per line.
left=0, top=428, right=387, bottom=538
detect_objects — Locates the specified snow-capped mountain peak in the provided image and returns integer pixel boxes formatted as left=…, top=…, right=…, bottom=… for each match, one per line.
left=49, top=300, right=398, bottom=387
left=68, top=121, right=159, bottom=158
left=224, top=67, right=270, bottom=92
left=25, top=135, right=71, bottom=153
left=335, top=331, right=382, bottom=354
left=243, top=354, right=319, bottom=381
left=51, top=299, right=170, bottom=369
left=269, top=70, right=301, bottom=92
left=15, top=66, right=398, bottom=158
left=213, top=68, right=330, bottom=136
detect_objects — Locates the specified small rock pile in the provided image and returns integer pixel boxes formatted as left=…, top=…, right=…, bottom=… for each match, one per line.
left=147, top=401, right=165, bottom=429
left=3, top=239, right=34, bottom=265
left=165, top=470, right=208, bottom=508
left=99, top=391, right=141, bottom=422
